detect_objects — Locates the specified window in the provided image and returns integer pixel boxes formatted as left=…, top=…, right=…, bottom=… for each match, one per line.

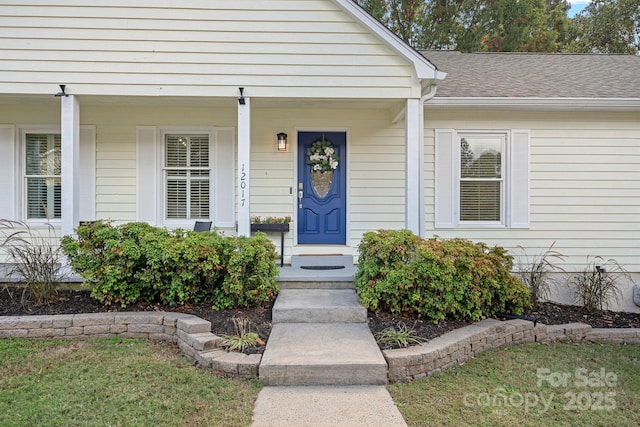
left=136, top=126, right=234, bottom=228
left=24, top=133, right=61, bottom=219
left=459, top=134, right=504, bottom=223
left=435, top=129, right=530, bottom=229
left=164, top=134, right=210, bottom=220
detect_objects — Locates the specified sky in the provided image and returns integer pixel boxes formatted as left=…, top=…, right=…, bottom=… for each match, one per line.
left=568, top=0, right=591, bottom=18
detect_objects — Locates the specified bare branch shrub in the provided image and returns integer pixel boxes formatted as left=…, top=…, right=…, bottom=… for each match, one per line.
left=516, top=242, right=565, bottom=307
left=0, top=219, right=65, bottom=304
left=569, top=256, right=631, bottom=312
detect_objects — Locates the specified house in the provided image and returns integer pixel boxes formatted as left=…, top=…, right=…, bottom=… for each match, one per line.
left=0, top=1, right=638, bottom=312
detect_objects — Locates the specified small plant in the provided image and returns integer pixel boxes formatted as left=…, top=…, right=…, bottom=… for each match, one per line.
left=375, top=323, right=425, bottom=349
left=569, top=256, right=631, bottom=312
left=220, top=318, right=262, bottom=353
left=516, top=242, right=565, bottom=307
left=250, top=216, right=291, bottom=224
left=0, top=219, right=65, bottom=304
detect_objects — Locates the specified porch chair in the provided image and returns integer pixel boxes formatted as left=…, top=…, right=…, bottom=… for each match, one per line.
left=193, top=221, right=212, bottom=232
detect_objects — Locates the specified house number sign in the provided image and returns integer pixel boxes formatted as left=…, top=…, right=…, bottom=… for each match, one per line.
left=240, top=163, right=247, bottom=207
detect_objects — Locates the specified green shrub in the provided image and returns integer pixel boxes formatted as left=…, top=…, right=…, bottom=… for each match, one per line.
left=61, top=221, right=279, bottom=308
left=355, top=230, right=530, bottom=323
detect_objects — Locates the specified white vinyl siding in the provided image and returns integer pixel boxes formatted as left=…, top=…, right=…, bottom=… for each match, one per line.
left=0, top=1, right=417, bottom=98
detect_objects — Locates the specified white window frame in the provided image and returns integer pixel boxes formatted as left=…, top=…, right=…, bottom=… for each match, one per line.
left=456, top=131, right=508, bottom=227
left=19, top=126, right=62, bottom=225
left=435, top=128, right=530, bottom=229
left=159, top=127, right=215, bottom=229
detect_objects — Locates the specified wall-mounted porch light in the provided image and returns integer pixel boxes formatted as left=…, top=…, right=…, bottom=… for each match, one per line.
left=277, top=132, right=288, bottom=152
left=54, top=84, right=68, bottom=97
left=238, top=87, right=246, bottom=105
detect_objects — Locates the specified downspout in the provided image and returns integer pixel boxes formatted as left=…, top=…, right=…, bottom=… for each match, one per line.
left=417, top=83, right=438, bottom=237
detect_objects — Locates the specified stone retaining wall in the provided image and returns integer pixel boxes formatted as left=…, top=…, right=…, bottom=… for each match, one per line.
left=2, top=313, right=638, bottom=382
left=384, top=318, right=640, bottom=383
left=0, top=312, right=260, bottom=378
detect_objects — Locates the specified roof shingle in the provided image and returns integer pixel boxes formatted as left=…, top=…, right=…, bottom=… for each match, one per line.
left=422, top=51, right=640, bottom=99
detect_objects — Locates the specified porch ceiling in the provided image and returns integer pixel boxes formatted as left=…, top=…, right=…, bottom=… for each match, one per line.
left=0, top=94, right=402, bottom=111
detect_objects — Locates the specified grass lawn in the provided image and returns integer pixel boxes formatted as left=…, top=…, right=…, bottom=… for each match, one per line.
left=0, top=338, right=260, bottom=427
left=389, top=342, right=640, bottom=427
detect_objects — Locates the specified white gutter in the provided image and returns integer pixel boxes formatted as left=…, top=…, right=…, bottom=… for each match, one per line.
left=421, top=84, right=439, bottom=103
left=425, top=97, right=640, bottom=111
left=392, top=83, right=440, bottom=124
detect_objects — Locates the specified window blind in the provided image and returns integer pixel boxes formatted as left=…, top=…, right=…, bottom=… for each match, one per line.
left=165, top=134, right=210, bottom=220
left=25, top=133, right=61, bottom=219
left=459, top=136, right=503, bottom=222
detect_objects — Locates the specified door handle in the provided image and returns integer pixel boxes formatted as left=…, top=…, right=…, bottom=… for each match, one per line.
left=298, top=190, right=303, bottom=208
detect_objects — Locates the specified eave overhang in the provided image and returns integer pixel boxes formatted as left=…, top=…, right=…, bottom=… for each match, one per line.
left=425, top=97, right=640, bottom=112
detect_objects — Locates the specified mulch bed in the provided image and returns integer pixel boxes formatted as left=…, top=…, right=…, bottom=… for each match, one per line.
left=2, top=286, right=639, bottom=353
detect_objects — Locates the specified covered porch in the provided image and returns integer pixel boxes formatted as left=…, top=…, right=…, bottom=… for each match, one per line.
left=0, top=92, right=438, bottom=265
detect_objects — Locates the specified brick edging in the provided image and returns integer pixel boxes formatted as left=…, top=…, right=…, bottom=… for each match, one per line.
left=383, top=318, right=640, bottom=383
left=0, top=312, right=259, bottom=378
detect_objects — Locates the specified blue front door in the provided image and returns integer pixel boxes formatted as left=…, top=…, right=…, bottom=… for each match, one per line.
left=297, top=131, right=346, bottom=244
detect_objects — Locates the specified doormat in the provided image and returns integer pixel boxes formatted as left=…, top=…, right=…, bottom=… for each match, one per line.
left=299, top=266, right=346, bottom=270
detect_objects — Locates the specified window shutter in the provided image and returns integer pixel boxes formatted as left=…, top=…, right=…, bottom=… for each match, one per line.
left=0, top=126, right=15, bottom=219
left=136, top=126, right=158, bottom=225
left=510, top=129, right=530, bottom=228
left=434, top=129, right=456, bottom=228
left=214, top=127, right=235, bottom=228
left=79, top=125, right=96, bottom=221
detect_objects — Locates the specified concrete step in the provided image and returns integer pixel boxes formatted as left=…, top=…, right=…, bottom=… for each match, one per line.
left=277, top=262, right=357, bottom=287
left=259, top=323, right=388, bottom=386
left=272, top=289, right=367, bottom=324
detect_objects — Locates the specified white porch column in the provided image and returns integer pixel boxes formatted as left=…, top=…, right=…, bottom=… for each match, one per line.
left=61, top=95, right=80, bottom=237
left=237, top=96, right=251, bottom=236
left=405, top=98, right=422, bottom=235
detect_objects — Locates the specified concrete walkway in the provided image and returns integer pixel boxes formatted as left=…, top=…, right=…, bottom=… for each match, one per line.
left=252, top=386, right=407, bottom=427
left=252, top=259, right=407, bottom=426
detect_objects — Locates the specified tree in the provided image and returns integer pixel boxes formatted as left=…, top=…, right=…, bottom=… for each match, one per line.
left=354, top=0, right=425, bottom=45
left=569, top=0, right=639, bottom=54
left=456, top=0, right=563, bottom=52
left=354, top=0, right=576, bottom=52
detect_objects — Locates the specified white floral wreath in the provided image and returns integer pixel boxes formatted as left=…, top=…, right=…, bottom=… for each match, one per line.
left=307, top=139, right=339, bottom=172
